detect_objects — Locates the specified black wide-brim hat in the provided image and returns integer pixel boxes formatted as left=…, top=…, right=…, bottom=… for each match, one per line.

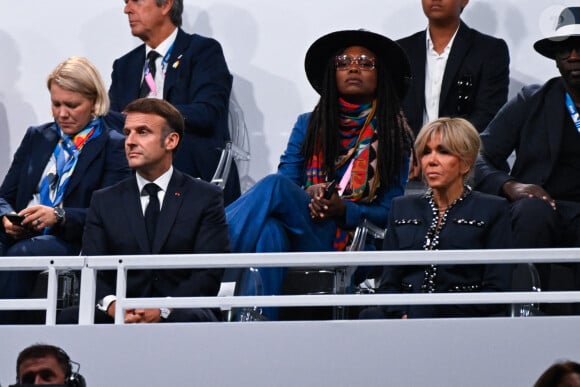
left=305, top=29, right=411, bottom=99
left=534, top=6, right=580, bottom=59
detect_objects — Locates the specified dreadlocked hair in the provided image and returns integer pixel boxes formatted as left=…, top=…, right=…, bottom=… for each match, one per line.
left=301, top=53, right=412, bottom=187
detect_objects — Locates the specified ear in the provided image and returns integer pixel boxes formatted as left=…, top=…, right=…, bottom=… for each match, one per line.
left=164, top=131, right=180, bottom=151
left=160, top=0, right=173, bottom=16
left=460, top=160, right=471, bottom=176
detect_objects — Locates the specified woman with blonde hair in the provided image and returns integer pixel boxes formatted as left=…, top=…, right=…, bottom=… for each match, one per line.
left=361, top=117, right=513, bottom=319
left=0, top=57, right=130, bottom=323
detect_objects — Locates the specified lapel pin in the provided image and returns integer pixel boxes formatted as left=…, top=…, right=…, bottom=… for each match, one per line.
left=172, top=54, right=183, bottom=69
left=175, top=192, right=181, bottom=197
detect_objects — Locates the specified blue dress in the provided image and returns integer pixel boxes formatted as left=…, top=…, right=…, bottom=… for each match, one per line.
left=226, top=112, right=408, bottom=318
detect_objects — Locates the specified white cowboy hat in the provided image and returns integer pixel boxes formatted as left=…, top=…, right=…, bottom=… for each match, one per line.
left=534, top=7, right=580, bottom=59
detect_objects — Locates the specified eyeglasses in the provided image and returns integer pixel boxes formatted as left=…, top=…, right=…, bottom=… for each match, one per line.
left=335, top=54, right=376, bottom=71
left=554, top=40, right=580, bottom=59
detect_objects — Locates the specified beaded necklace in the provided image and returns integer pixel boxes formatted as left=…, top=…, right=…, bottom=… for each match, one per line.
left=421, top=185, right=472, bottom=293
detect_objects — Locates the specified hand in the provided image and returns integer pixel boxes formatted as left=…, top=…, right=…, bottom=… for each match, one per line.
left=2, top=213, right=37, bottom=239
left=106, top=301, right=117, bottom=319
left=124, top=308, right=162, bottom=324
left=502, top=180, right=556, bottom=210
left=19, top=205, right=59, bottom=231
left=305, top=183, right=326, bottom=199
left=308, top=182, right=346, bottom=221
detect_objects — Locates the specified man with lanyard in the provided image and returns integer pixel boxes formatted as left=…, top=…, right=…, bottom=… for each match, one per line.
left=109, top=0, right=240, bottom=205
left=475, top=6, right=580, bottom=314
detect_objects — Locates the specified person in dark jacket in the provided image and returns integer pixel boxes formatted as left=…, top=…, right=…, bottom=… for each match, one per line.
left=361, top=117, right=512, bottom=319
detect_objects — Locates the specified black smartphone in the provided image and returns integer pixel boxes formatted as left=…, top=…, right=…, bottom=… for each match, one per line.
left=5, top=213, right=25, bottom=226
left=323, top=180, right=337, bottom=199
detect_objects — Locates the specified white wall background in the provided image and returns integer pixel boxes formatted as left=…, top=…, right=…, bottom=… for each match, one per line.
left=0, top=0, right=571, bottom=187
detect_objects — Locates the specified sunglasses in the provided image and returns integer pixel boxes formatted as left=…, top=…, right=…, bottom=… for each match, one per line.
left=334, top=54, right=376, bottom=71
left=554, top=39, right=580, bottom=59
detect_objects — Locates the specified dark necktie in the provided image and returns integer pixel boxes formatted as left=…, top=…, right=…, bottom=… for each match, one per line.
left=144, top=183, right=161, bottom=246
left=139, top=50, right=161, bottom=98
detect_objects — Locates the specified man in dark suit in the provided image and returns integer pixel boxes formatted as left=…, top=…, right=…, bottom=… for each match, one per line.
left=398, top=0, right=510, bottom=138
left=109, top=0, right=240, bottom=205
left=61, top=98, right=229, bottom=324
left=475, top=7, right=580, bottom=314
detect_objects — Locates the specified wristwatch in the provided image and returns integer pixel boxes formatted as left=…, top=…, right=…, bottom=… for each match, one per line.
left=54, top=206, right=65, bottom=225
left=159, top=307, right=171, bottom=321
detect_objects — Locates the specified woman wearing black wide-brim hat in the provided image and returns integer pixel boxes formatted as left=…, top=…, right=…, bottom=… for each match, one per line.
left=225, top=29, right=413, bottom=320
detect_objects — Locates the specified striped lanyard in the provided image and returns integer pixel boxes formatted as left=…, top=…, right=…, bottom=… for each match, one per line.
left=565, top=92, right=580, bottom=133
left=143, top=43, right=174, bottom=97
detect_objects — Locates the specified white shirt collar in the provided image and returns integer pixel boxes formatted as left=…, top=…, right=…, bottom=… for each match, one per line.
left=145, top=27, right=178, bottom=59
left=425, top=24, right=460, bottom=57
left=136, top=165, right=173, bottom=195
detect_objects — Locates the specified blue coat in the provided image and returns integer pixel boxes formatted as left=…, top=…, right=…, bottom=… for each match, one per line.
left=0, top=121, right=130, bottom=244
left=378, top=191, right=513, bottom=318
left=226, top=112, right=409, bottom=319
left=108, top=28, right=240, bottom=204
left=398, top=21, right=510, bottom=135
left=278, top=112, right=408, bottom=230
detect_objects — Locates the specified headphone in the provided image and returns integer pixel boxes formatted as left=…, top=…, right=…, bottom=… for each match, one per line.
left=63, top=359, right=86, bottom=387
left=14, top=345, right=86, bottom=387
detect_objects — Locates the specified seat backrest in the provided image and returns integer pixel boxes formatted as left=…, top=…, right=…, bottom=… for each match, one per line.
left=210, top=96, right=251, bottom=188
left=348, top=218, right=386, bottom=252
left=510, top=263, right=542, bottom=317
left=227, top=97, right=251, bottom=162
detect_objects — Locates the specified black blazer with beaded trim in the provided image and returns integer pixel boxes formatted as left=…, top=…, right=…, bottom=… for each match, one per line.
left=377, top=190, right=513, bottom=318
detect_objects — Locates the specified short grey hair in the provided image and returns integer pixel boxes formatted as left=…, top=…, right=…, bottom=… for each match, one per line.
left=157, top=0, right=183, bottom=27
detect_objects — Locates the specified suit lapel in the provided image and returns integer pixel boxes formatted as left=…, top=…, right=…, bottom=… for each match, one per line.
left=440, top=22, right=473, bottom=109
left=17, top=125, right=58, bottom=208
left=123, top=178, right=150, bottom=253
left=127, top=47, right=147, bottom=101
left=411, top=32, right=427, bottom=121
left=545, top=81, right=567, bottom=169
left=152, top=170, right=186, bottom=253
left=163, top=28, right=191, bottom=99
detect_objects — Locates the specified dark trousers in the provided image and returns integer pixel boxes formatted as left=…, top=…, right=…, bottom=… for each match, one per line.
left=0, top=233, right=79, bottom=324
left=510, top=198, right=580, bottom=314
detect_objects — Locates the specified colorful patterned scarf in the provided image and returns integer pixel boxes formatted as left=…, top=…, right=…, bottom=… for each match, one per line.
left=305, top=98, right=379, bottom=250
left=39, top=117, right=103, bottom=207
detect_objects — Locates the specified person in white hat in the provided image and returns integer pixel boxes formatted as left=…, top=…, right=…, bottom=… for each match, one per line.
left=475, top=6, right=580, bottom=315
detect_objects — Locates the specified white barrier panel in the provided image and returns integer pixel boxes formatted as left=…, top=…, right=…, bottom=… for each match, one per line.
left=0, top=317, right=579, bottom=387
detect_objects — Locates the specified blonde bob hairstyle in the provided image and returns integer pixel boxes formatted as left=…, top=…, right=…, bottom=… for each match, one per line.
left=414, top=117, right=481, bottom=181
left=46, top=56, right=110, bottom=116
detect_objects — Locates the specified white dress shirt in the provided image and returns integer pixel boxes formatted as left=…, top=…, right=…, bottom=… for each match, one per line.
left=422, top=26, right=460, bottom=127
left=136, top=166, right=173, bottom=214
left=143, top=27, right=178, bottom=98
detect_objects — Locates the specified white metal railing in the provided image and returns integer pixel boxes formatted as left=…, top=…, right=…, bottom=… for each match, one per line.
left=0, top=256, right=85, bottom=325
left=1, top=249, right=580, bottom=325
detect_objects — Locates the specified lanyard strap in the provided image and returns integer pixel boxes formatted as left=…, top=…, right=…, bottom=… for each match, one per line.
left=338, top=159, right=354, bottom=196
left=142, top=43, right=175, bottom=96
left=142, top=43, right=174, bottom=76
left=565, top=92, right=580, bottom=133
